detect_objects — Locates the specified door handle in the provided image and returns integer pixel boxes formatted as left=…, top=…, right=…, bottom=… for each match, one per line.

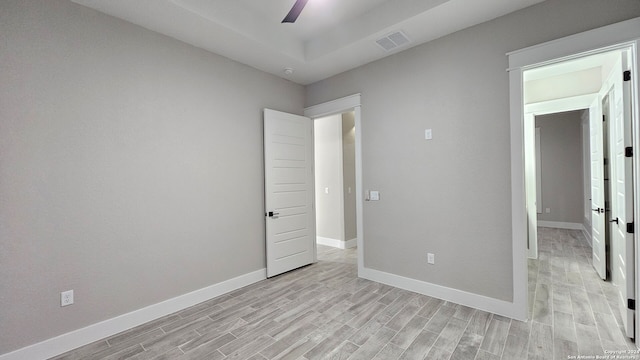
left=592, top=208, right=604, bottom=214
left=267, top=211, right=280, bottom=218
left=610, top=218, right=619, bottom=224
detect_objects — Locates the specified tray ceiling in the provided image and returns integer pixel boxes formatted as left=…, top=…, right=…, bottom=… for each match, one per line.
left=71, top=0, right=546, bottom=84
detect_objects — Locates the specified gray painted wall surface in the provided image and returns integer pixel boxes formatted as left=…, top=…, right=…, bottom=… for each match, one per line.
left=535, top=111, right=585, bottom=224
left=0, top=0, right=304, bottom=353
left=342, top=112, right=357, bottom=241
left=305, top=0, right=640, bottom=301
left=314, top=115, right=345, bottom=241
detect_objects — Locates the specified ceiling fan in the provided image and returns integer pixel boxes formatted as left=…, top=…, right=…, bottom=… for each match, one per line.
left=282, top=0, right=309, bottom=23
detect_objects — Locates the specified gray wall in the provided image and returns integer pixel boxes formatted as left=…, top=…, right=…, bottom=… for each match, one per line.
left=0, top=0, right=304, bottom=354
left=342, top=112, right=357, bottom=241
left=536, top=111, right=585, bottom=224
left=306, top=0, right=640, bottom=301
left=314, top=115, right=345, bottom=241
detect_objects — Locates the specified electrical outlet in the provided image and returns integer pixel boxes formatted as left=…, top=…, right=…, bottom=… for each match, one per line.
left=61, top=290, right=74, bottom=307
left=427, top=253, right=435, bottom=265
left=545, top=208, right=551, bottom=214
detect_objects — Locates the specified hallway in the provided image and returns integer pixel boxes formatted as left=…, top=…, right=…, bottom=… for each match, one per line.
left=529, top=227, right=635, bottom=358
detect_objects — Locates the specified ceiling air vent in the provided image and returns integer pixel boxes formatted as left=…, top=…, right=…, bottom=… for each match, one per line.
left=375, top=31, right=411, bottom=52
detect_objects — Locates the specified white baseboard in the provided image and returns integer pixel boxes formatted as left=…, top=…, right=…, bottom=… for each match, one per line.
left=360, top=267, right=523, bottom=320
left=317, top=237, right=357, bottom=249
left=0, top=269, right=267, bottom=360
left=344, top=238, right=357, bottom=249
left=537, top=221, right=584, bottom=230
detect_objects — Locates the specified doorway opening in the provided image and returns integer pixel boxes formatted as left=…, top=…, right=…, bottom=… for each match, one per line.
left=522, top=46, right=636, bottom=340
left=304, top=94, right=364, bottom=275
left=533, top=110, right=586, bottom=235
left=313, top=111, right=358, bottom=265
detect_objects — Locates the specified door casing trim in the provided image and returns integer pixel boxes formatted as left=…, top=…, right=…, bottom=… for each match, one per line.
left=508, top=17, right=640, bottom=332
left=305, top=94, right=364, bottom=275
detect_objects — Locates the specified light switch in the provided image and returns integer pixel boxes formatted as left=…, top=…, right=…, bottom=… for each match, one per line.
left=370, top=191, right=380, bottom=201
left=425, top=129, right=433, bottom=140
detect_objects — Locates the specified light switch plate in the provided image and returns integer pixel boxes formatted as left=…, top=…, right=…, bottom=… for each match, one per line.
left=370, top=191, right=380, bottom=201
left=425, top=129, right=433, bottom=140
left=427, top=253, right=435, bottom=264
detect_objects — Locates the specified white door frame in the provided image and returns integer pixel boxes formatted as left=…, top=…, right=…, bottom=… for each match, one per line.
left=590, top=94, right=608, bottom=280
left=508, top=17, right=640, bottom=326
left=304, top=94, right=364, bottom=276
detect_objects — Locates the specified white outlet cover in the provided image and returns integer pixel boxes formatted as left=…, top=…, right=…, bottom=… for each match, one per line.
left=427, top=253, right=435, bottom=264
left=61, top=290, right=74, bottom=307
left=370, top=191, right=380, bottom=201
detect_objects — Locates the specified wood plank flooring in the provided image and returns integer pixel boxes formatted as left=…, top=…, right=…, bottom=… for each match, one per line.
left=51, top=229, right=636, bottom=359
left=528, top=227, right=636, bottom=359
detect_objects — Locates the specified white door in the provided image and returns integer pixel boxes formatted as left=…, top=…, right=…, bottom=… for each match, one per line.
left=590, top=96, right=607, bottom=280
left=264, top=109, right=315, bottom=278
left=613, top=62, right=635, bottom=337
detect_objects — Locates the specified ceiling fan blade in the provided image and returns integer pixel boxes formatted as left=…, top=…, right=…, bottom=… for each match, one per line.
left=282, top=0, right=309, bottom=23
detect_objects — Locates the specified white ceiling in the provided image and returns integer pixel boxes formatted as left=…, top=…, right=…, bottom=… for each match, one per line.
left=71, top=0, right=546, bottom=85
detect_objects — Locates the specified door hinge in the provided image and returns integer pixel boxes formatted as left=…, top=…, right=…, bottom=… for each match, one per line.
left=604, top=158, right=608, bottom=166
left=624, top=70, right=632, bottom=82
left=603, top=114, right=606, bottom=122
left=626, top=147, right=633, bottom=157
left=627, top=222, right=635, bottom=234
left=629, top=298, right=636, bottom=310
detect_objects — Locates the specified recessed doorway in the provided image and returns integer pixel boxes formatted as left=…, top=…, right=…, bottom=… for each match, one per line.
left=304, top=94, right=364, bottom=274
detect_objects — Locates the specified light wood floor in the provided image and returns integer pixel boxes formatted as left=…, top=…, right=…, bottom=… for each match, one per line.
left=528, top=227, right=635, bottom=359
left=51, top=229, right=635, bottom=360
